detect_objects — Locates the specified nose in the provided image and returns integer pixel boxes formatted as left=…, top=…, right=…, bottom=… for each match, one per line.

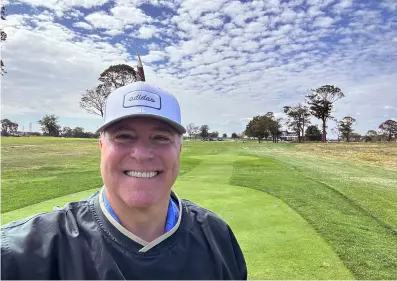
left=129, top=140, right=154, bottom=162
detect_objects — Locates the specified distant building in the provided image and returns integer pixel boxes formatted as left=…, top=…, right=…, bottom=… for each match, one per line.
left=279, top=130, right=299, bottom=141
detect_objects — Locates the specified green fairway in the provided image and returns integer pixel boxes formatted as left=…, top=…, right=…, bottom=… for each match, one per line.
left=1, top=137, right=396, bottom=279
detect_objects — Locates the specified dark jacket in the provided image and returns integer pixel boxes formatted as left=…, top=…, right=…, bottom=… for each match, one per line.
left=1, top=191, right=247, bottom=280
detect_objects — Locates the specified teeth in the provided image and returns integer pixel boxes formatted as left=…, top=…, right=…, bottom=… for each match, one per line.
left=125, top=171, right=158, bottom=178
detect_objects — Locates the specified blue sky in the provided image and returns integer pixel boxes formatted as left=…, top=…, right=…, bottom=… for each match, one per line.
left=2, top=0, right=397, bottom=137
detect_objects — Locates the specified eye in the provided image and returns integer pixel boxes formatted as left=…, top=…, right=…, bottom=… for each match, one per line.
left=114, top=133, right=135, bottom=141
left=153, top=135, right=171, bottom=142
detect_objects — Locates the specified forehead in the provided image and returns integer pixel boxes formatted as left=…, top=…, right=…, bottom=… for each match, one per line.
left=105, top=117, right=176, bottom=134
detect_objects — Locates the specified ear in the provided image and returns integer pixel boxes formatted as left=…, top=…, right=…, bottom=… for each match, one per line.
left=179, top=144, right=182, bottom=153
left=99, top=138, right=103, bottom=150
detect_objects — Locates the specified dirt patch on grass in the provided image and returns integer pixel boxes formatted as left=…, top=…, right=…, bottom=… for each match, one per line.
left=294, top=142, right=397, bottom=171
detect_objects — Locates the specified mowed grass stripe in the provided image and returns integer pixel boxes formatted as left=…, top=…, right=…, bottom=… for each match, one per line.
left=176, top=153, right=352, bottom=279
left=178, top=154, right=242, bottom=183
left=230, top=155, right=397, bottom=280
left=247, top=144, right=397, bottom=231
left=1, top=189, right=100, bottom=225
left=173, top=181, right=354, bottom=280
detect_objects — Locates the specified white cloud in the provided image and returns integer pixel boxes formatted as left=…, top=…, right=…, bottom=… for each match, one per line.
left=313, top=16, right=334, bottom=28
left=307, top=6, right=324, bottom=17
left=280, top=7, right=297, bottom=23
left=14, top=0, right=109, bottom=12
left=178, top=0, right=226, bottom=21
left=85, top=12, right=123, bottom=30
left=111, top=5, right=151, bottom=25
left=137, top=25, right=157, bottom=39
left=142, top=51, right=166, bottom=63
left=104, top=29, right=123, bottom=36
left=333, top=0, right=353, bottom=14
left=73, top=22, right=92, bottom=30
left=199, top=13, right=224, bottom=29
left=68, top=9, right=84, bottom=18
left=222, top=1, right=247, bottom=18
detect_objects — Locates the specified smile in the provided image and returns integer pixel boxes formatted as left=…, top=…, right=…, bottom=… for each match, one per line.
left=123, top=170, right=162, bottom=178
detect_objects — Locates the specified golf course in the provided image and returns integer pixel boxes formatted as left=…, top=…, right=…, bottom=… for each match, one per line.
left=1, top=137, right=396, bottom=280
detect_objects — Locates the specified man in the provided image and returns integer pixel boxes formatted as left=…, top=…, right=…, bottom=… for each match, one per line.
left=1, top=82, right=247, bottom=279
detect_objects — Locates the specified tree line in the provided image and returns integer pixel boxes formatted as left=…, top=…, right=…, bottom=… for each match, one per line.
left=184, top=124, right=242, bottom=140
left=1, top=115, right=100, bottom=138
left=240, top=85, right=396, bottom=143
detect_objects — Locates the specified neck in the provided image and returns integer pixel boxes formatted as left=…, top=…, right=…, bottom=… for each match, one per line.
left=105, top=189, right=170, bottom=243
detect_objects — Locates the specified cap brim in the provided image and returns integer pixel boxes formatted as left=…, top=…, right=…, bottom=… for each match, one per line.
left=96, top=113, right=186, bottom=135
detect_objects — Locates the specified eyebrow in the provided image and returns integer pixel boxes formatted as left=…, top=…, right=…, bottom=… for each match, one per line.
left=109, top=125, right=175, bottom=135
left=151, top=126, right=175, bottom=135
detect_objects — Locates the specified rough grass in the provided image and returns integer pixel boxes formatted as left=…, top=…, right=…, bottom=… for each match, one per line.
left=1, top=137, right=396, bottom=279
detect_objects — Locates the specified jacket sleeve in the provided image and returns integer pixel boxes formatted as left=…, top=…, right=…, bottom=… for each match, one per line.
left=1, top=229, right=17, bottom=280
left=228, top=226, right=248, bottom=280
left=0, top=214, right=65, bottom=280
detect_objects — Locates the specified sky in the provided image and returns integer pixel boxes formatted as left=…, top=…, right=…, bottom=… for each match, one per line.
left=1, top=0, right=397, bottom=138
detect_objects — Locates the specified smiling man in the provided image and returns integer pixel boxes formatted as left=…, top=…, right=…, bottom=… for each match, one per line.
left=1, top=82, right=247, bottom=280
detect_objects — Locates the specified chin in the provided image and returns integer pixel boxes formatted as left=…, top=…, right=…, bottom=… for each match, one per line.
left=118, top=184, right=168, bottom=209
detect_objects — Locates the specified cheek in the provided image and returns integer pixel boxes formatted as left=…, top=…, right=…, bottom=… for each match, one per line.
left=101, top=146, right=123, bottom=171
left=164, top=149, right=180, bottom=173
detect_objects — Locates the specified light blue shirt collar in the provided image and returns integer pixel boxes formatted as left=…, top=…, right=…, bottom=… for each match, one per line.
left=102, top=188, right=179, bottom=233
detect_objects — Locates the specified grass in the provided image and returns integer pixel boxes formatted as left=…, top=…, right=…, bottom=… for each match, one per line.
left=1, top=137, right=397, bottom=280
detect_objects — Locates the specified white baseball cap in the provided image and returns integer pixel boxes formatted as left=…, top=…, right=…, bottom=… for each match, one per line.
left=96, top=82, right=186, bottom=134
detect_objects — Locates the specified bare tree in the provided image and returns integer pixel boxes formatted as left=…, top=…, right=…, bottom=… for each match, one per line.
left=186, top=123, right=196, bottom=139
left=80, top=84, right=110, bottom=117
left=331, top=119, right=342, bottom=142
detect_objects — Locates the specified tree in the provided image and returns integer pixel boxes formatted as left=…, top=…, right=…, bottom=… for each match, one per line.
left=1, top=4, right=7, bottom=76
left=365, top=130, right=378, bottom=142
left=80, top=62, right=140, bottom=117
left=331, top=119, right=342, bottom=142
left=350, top=133, right=362, bottom=142
left=199, top=125, right=209, bottom=139
left=306, top=85, right=345, bottom=142
left=38, top=114, right=61, bottom=137
left=186, top=123, right=199, bottom=139
left=61, top=127, right=73, bottom=138
left=80, top=84, right=110, bottom=117
left=99, top=64, right=137, bottom=91
left=208, top=131, right=219, bottom=138
left=245, top=113, right=281, bottom=143
left=72, top=127, right=85, bottom=138
left=1, top=119, right=18, bottom=136
left=305, top=125, right=322, bottom=141
left=222, top=133, right=227, bottom=138
left=265, top=112, right=282, bottom=143
left=231, top=132, right=238, bottom=139
left=379, top=120, right=397, bottom=142
left=339, top=116, right=356, bottom=142
left=283, top=103, right=311, bottom=143
left=245, top=116, right=268, bottom=143
left=193, top=126, right=200, bottom=139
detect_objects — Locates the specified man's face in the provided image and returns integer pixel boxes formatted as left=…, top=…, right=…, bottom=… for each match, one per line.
left=99, top=117, right=182, bottom=209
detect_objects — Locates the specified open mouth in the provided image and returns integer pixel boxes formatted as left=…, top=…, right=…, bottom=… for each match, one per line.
left=123, top=170, right=162, bottom=179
